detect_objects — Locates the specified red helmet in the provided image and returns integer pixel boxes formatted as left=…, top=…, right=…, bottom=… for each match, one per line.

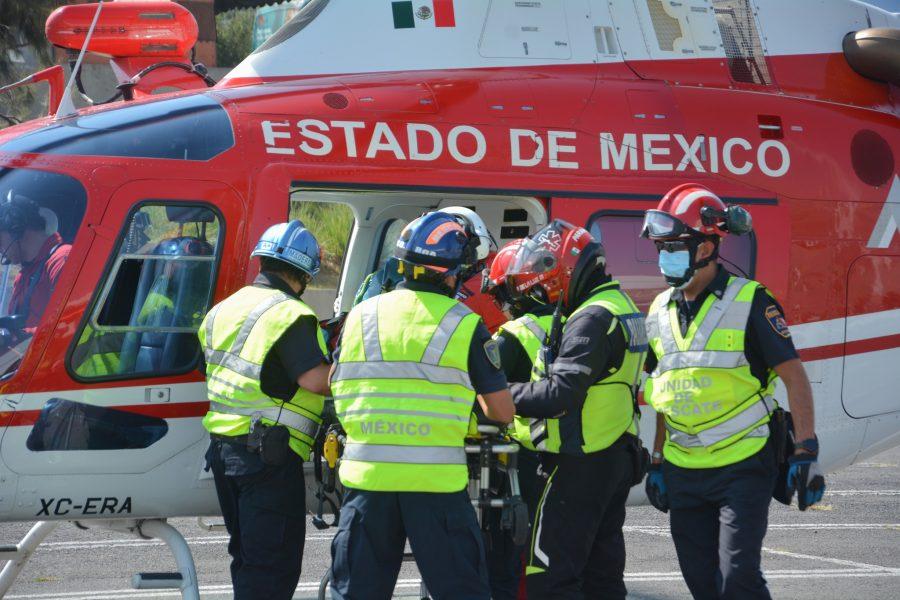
left=642, top=183, right=730, bottom=240
left=507, top=220, right=600, bottom=308
left=482, top=239, right=523, bottom=297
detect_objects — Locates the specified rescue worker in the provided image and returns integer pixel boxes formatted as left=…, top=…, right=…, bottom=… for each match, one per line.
left=641, top=183, right=825, bottom=599
left=505, top=220, right=648, bottom=599
left=0, top=194, right=70, bottom=338
left=198, top=220, right=331, bottom=600
left=481, top=238, right=547, bottom=599
left=329, top=211, right=515, bottom=599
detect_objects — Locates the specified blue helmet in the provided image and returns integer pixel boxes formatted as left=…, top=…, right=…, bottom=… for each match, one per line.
left=251, top=220, right=321, bottom=277
left=394, top=211, right=476, bottom=277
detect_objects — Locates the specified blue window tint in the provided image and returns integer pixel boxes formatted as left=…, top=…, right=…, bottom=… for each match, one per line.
left=0, top=94, right=233, bottom=160
left=26, top=398, right=168, bottom=451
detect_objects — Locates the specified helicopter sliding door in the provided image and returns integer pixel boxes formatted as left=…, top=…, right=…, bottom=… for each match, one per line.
left=1, top=180, right=242, bottom=501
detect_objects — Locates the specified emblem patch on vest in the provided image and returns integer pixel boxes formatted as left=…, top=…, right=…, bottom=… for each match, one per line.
left=765, top=305, right=791, bottom=338
left=484, top=339, right=502, bottom=370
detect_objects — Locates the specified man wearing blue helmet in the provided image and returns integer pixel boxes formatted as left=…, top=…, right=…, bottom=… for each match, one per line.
left=329, top=211, right=515, bottom=600
left=199, top=220, right=331, bottom=600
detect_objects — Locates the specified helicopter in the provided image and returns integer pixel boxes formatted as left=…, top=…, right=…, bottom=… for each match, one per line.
left=0, top=0, right=896, bottom=597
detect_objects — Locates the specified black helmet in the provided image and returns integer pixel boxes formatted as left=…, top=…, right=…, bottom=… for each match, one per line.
left=0, top=193, right=45, bottom=239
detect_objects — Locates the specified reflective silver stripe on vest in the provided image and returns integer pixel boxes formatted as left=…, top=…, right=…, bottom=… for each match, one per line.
left=360, top=296, right=383, bottom=361
left=203, top=291, right=295, bottom=379
left=337, top=408, right=468, bottom=422
left=666, top=396, right=772, bottom=448
left=519, top=316, right=547, bottom=343
left=208, top=401, right=320, bottom=439
left=342, top=443, right=466, bottom=465
left=654, top=350, right=749, bottom=375
left=204, top=351, right=263, bottom=380
left=230, top=292, right=293, bottom=354
left=420, top=303, right=473, bottom=365
left=332, top=361, right=473, bottom=390
left=332, top=392, right=472, bottom=405
left=207, top=390, right=272, bottom=408
left=203, top=302, right=223, bottom=360
left=688, top=278, right=749, bottom=351
left=645, top=315, right=660, bottom=344
left=530, top=419, right=548, bottom=451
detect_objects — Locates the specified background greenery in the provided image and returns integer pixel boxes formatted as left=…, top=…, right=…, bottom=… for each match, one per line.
left=0, top=0, right=60, bottom=126
left=289, top=200, right=355, bottom=288
left=216, top=9, right=254, bottom=68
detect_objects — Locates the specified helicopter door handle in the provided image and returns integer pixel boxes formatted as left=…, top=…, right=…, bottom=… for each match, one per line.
left=145, top=388, right=170, bottom=403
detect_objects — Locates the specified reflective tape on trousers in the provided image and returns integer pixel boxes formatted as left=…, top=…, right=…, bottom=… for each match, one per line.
left=332, top=361, right=473, bottom=390
left=342, top=443, right=466, bottom=465
left=207, top=401, right=320, bottom=439
left=666, top=396, right=772, bottom=448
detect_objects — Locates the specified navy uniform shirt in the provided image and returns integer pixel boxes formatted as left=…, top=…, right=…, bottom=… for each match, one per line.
left=644, top=265, right=799, bottom=384
left=510, top=274, right=628, bottom=418
left=334, top=279, right=508, bottom=395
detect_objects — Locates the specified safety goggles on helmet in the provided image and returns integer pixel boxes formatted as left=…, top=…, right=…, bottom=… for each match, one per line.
left=641, top=210, right=697, bottom=240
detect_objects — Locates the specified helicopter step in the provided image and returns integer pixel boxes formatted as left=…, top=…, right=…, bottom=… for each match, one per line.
left=0, top=519, right=200, bottom=600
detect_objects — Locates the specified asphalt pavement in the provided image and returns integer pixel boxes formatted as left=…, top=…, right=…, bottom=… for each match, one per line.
left=1, top=446, right=898, bottom=599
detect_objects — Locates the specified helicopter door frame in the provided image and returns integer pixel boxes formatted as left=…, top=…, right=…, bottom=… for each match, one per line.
left=0, top=179, right=244, bottom=477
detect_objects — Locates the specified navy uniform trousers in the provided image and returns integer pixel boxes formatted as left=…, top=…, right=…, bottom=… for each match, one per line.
left=663, top=440, right=778, bottom=600
left=207, top=439, right=307, bottom=600
left=330, top=488, right=491, bottom=600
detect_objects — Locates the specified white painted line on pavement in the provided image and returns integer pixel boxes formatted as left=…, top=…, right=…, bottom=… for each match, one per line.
left=824, top=490, right=900, bottom=496
left=762, top=548, right=900, bottom=574
left=10, top=569, right=900, bottom=600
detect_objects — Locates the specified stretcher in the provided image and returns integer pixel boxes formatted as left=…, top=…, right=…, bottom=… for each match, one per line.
left=313, top=419, right=529, bottom=600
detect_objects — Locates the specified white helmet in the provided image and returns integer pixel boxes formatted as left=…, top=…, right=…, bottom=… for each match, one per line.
left=441, top=206, right=495, bottom=261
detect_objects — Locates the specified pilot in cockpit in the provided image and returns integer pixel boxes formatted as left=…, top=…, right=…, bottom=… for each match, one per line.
left=0, top=194, right=71, bottom=338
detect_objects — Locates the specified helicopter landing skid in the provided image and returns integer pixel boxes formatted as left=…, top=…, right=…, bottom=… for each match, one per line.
left=0, top=519, right=200, bottom=600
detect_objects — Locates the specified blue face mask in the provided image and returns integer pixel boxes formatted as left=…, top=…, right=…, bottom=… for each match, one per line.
left=658, top=249, right=690, bottom=279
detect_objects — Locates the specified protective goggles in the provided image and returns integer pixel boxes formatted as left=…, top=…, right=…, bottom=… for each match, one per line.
left=641, top=210, right=693, bottom=239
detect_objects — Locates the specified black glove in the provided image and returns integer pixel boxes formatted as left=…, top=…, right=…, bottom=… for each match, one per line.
left=786, top=451, right=826, bottom=511
left=645, top=463, right=669, bottom=513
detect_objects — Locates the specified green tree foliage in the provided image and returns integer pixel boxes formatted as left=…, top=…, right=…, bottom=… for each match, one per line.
left=0, top=0, right=61, bottom=127
left=216, top=9, right=254, bottom=68
left=290, top=201, right=355, bottom=287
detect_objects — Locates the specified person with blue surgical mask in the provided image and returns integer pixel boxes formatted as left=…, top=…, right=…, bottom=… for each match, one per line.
left=640, top=183, right=824, bottom=600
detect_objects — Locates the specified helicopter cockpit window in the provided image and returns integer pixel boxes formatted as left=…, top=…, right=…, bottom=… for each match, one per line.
left=0, top=94, right=234, bottom=161
left=70, top=203, right=222, bottom=380
left=0, top=168, right=87, bottom=379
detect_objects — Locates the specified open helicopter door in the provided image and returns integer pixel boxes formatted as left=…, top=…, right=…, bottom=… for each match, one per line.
left=1, top=178, right=242, bottom=519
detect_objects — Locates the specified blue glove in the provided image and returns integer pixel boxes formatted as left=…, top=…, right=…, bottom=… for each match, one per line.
left=645, top=463, right=669, bottom=513
left=786, top=452, right=826, bottom=511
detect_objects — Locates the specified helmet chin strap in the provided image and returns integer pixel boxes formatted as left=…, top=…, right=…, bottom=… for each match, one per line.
left=665, top=238, right=719, bottom=290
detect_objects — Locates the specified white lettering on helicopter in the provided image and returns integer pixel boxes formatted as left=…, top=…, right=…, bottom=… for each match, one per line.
left=599, top=133, right=791, bottom=178
left=36, top=496, right=132, bottom=517
left=260, top=121, right=791, bottom=178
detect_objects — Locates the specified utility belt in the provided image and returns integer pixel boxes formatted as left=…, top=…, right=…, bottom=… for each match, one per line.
left=209, top=418, right=292, bottom=466
left=538, top=432, right=649, bottom=487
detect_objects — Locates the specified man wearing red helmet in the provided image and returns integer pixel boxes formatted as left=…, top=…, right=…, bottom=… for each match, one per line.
left=481, top=238, right=550, bottom=599
left=642, top=183, right=824, bottom=600
left=504, top=220, right=648, bottom=599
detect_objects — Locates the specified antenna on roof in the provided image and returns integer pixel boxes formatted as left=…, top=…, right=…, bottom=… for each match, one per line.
left=55, top=1, right=104, bottom=121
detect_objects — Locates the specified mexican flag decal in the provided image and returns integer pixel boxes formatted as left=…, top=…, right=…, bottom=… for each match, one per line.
left=392, top=1, right=456, bottom=29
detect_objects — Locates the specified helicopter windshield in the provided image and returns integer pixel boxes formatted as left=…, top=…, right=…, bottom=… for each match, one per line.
left=0, top=168, right=87, bottom=379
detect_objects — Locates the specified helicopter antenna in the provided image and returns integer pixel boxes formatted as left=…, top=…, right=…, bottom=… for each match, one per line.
left=55, top=1, right=103, bottom=120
